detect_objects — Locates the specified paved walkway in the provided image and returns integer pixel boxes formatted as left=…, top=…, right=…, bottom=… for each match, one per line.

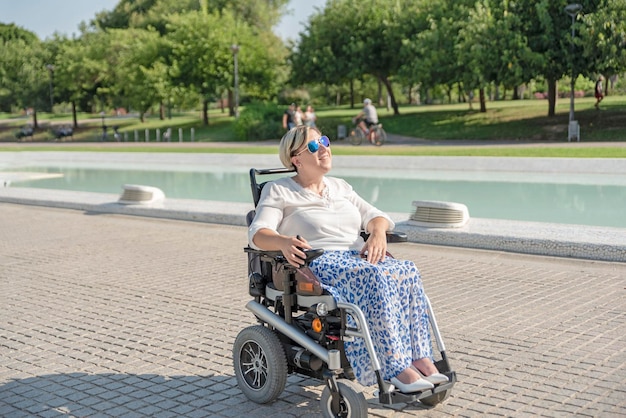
left=1, top=204, right=624, bottom=417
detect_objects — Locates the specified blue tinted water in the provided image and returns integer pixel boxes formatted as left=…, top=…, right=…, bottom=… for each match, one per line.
left=5, top=166, right=625, bottom=228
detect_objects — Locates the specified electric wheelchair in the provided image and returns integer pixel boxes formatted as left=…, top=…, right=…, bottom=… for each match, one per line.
left=233, top=168, right=456, bottom=417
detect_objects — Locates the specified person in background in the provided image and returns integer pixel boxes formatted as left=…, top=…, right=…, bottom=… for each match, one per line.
left=248, top=125, right=449, bottom=394
left=282, top=103, right=296, bottom=130
left=354, top=98, right=379, bottom=143
left=304, top=105, right=317, bottom=128
left=294, top=105, right=304, bottom=126
left=595, top=76, right=604, bottom=109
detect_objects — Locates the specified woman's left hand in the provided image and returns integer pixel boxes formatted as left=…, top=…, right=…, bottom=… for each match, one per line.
left=361, top=216, right=390, bottom=264
left=361, top=232, right=387, bottom=264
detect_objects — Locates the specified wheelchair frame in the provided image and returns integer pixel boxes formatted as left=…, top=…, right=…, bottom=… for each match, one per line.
left=233, top=168, right=456, bottom=416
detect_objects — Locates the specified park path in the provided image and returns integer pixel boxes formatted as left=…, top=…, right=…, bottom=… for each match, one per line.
left=1, top=204, right=624, bottom=417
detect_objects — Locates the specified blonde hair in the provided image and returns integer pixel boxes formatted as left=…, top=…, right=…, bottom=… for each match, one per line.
left=279, top=125, right=321, bottom=170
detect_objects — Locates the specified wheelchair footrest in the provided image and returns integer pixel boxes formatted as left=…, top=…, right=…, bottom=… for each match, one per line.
left=377, top=371, right=456, bottom=405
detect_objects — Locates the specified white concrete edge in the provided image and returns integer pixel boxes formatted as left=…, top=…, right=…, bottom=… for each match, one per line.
left=1, top=187, right=624, bottom=263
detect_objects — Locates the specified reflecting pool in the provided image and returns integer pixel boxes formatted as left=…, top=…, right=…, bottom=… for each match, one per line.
left=4, top=165, right=625, bottom=228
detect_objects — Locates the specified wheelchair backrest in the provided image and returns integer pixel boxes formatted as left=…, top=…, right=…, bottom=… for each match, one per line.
left=246, top=168, right=297, bottom=292
left=249, top=167, right=295, bottom=208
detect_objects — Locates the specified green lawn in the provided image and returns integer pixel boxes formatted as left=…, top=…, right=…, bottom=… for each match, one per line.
left=333, top=95, right=626, bottom=142
left=1, top=96, right=625, bottom=158
left=0, top=143, right=623, bottom=158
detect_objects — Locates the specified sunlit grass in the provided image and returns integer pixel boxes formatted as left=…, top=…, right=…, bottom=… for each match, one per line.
left=0, top=144, right=623, bottom=158
left=1, top=96, right=625, bottom=145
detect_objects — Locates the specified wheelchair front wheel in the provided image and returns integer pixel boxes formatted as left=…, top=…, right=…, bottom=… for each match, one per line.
left=320, top=379, right=368, bottom=418
left=420, top=388, right=451, bottom=406
left=233, top=325, right=288, bottom=404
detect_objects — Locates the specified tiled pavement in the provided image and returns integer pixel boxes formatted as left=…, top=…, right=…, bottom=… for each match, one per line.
left=1, top=203, right=624, bottom=417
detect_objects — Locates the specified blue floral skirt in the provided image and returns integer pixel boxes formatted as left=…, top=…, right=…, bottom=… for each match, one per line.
left=309, top=250, right=433, bottom=386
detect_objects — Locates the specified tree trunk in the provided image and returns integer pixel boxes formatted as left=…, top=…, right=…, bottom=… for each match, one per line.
left=547, top=78, right=557, bottom=117
left=72, top=101, right=78, bottom=128
left=479, top=88, right=487, bottom=113
left=513, top=86, right=520, bottom=100
left=159, top=101, right=165, bottom=120
left=203, top=99, right=209, bottom=125
left=228, top=90, right=234, bottom=116
left=32, top=109, right=39, bottom=129
left=350, top=80, right=354, bottom=109
left=380, top=76, right=400, bottom=115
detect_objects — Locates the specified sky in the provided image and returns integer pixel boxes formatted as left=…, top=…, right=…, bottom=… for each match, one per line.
left=0, top=0, right=327, bottom=41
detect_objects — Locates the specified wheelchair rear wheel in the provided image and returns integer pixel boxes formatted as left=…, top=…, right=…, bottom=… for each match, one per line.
left=233, top=325, right=288, bottom=404
left=320, top=379, right=368, bottom=418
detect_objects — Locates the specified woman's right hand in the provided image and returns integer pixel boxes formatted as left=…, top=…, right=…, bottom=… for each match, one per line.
left=281, top=235, right=312, bottom=267
left=251, top=229, right=312, bottom=267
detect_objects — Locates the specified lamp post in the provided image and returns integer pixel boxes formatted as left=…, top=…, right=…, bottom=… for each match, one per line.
left=230, top=44, right=240, bottom=118
left=564, top=3, right=582, bottom=141
left=46, top=64, right=54, bottom=113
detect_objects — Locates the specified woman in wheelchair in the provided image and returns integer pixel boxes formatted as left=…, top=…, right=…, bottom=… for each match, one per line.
left=247, top=125, right=448, bottom=394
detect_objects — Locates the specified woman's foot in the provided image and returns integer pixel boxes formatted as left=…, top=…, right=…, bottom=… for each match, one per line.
left=390, top=368, right=434, bottom=393
left=412, top=358, right=449, bottom=385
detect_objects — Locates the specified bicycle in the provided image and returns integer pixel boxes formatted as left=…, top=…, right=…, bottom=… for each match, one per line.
left=348, top=118, right=386, bottom=146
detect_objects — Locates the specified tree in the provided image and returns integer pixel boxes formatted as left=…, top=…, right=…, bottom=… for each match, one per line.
left=579, top=0, right=626, bottom=84
left=166, top=11, right=250, bottom=124
left=289, top=1, right=364, bottom=107
left=106, top=28, right=169, bottom=122
left=0, top=25, right=47, bottom=114
left=399, top=0, right=473, bottom=106
left=0, top=22, right=38, bottom=43
left=1, top=37, right=50, bottom=126
left=290, top=0, right=406, bottom=115
left=456, top=0, right=535, bottom=111
left=50, top=30, right=117, bottom=126
left=93, top=0, right=200, bottom=34
left=92, top=0, right=289, bottom=34
left=513, top=0, right=601, bottom=116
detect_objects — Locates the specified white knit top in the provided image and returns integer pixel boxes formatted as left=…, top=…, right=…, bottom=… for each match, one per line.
left=248, top=176, right=394, bottom=251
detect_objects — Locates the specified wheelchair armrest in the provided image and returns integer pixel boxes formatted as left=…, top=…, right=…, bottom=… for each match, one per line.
left=386, top=231, right=408, bottom=243
left=360, top=230, right=408, bottom=243
left=301, top=248, right=324, bottom=263
left=244, top=247, right=324, bottom=266
left=245, top=247, right=282, bottom=259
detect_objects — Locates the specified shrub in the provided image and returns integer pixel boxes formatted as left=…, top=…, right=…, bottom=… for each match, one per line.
left=315, top=117, right=350, bottom=141
left=233, top=103, right=354, bottom=142
left=234, top=102, right=284, bottom=141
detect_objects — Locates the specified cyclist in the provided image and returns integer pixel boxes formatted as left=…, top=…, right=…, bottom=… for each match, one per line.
left=354, top=98, right=379, bottom=143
